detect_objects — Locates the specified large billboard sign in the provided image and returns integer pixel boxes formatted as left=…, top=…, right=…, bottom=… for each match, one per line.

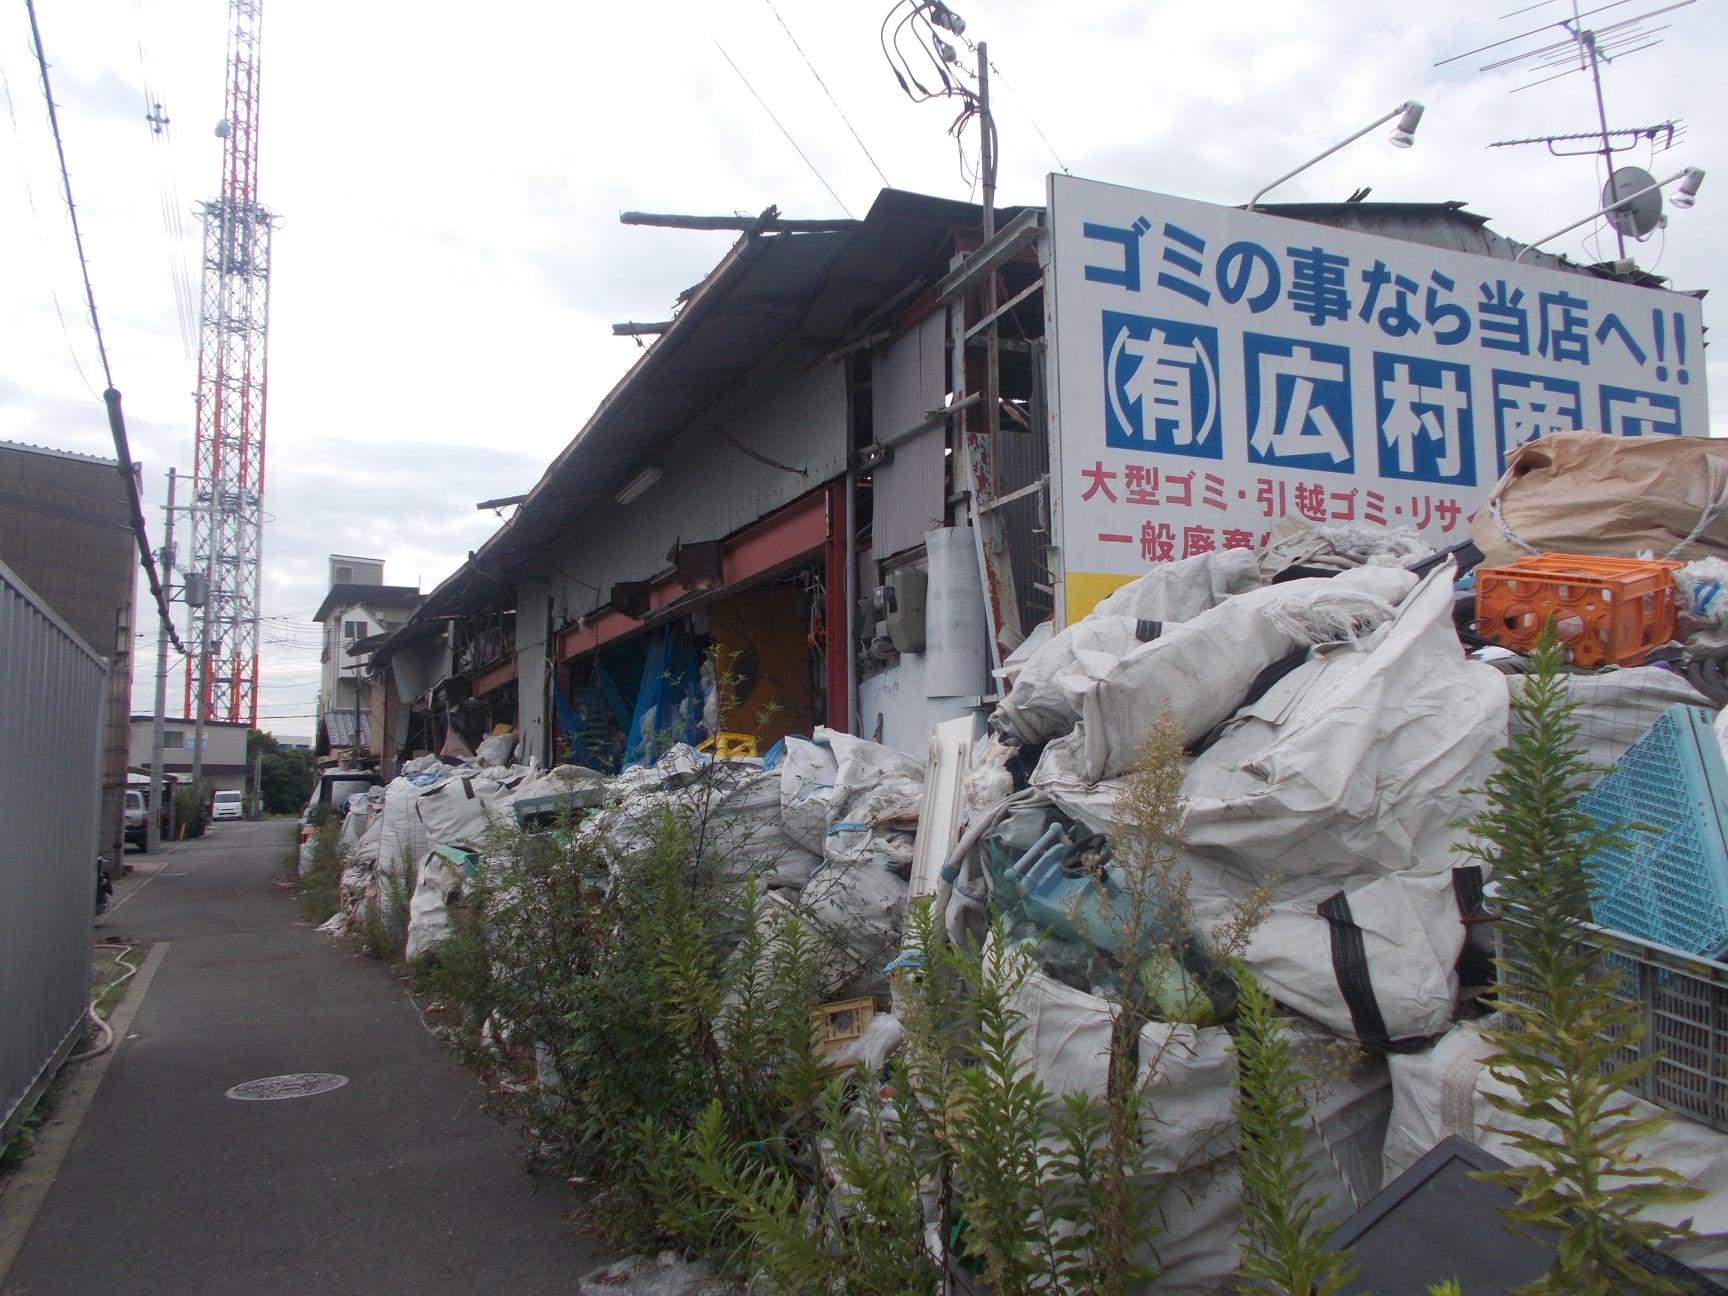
left=1045, top=174, right=1710, bottom=623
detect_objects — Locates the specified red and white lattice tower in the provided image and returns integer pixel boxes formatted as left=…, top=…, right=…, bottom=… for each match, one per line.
left=186, top=0, right=274, bottom=727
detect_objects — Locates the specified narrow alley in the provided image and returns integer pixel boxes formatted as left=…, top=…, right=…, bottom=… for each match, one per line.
left=0, top=820, right=608, bottom=1295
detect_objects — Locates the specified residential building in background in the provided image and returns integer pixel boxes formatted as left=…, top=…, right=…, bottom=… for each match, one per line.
left=314, top=556, right=420, bottom=766
left=127, top=717, right=249, bottom=795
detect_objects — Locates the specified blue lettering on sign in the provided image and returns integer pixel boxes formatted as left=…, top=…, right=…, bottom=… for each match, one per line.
left=1374, top=353, right=1476, bottom=486
left=1243, top=333, right=1354, bottom=474
left=1599, top=385, right=1682, bottom=437
left=1285, top=246, right=1351, bottom=327
left=1477, top=281, right=1530, bottom=355
left=1102, top=311, right=1223, bottom=458
left=1537, top=290, right=1591, bottom=365
left=1155, top=222, right=1211, bottom=305
left=1083, top=217, right=1151, bottom=291
left=1215, top=241, right=1280, bottom=312
left=1491, top=370, right=1581, bottom=473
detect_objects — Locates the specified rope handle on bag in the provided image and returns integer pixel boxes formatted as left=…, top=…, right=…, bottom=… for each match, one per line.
left=1490, top=448, right=1728, bottom=561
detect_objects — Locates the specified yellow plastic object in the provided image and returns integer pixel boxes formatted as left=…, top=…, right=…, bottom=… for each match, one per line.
left=697, top=731, right=759, bottom=760
left=811, top=997, right=877, bottom=1058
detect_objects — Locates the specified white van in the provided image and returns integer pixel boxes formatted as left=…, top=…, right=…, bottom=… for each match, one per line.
left=210, top=789, right=245, bottom=821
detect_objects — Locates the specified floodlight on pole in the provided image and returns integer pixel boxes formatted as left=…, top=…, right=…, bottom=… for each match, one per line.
left=1513, top=166, right=1704, bottom=260
left=1388, top=101, right=1424, bottom=148
left=1673, top=166, right=1705, bottom=209
left=1247, top=99, right=1425, bottom=211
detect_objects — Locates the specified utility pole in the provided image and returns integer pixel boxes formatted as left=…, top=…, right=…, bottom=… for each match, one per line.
left=191, top=498, right=212, bottom=796
left=252, top=746, right=264, bottom=818
left=978, top=41, right=1000, bottom=487
left=147, top=468, right=177, bottom=851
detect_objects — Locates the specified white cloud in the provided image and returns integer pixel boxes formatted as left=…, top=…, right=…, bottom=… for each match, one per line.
left=2, top=0, right=1723, bottom=729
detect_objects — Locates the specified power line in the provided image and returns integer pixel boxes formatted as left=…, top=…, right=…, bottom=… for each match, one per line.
left=761, top=0, right=892, bottom=188
left=0, top=44, right=98, bottom=398
left=133, top=0, right=198, bottom=363
left=27, top=0, right=113, bottom=390
left=977, top=49, right=1068, bottom=175
left=25, top=0, right=184, bottom=653
left=711, top=35, right=854, bottom=218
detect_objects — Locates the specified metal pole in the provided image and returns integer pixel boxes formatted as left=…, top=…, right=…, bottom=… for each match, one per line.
left=1246, top=102, right=1413, bottom=211
left=146, top=468, right=177, bottom=851
left=1513, top=168, right=1698, bottom=261
left=978, top=41, right=1000, bottom=495
left=191, top=492, right=212, bottom=796
left=1581, top=29, right=1627, bottom=260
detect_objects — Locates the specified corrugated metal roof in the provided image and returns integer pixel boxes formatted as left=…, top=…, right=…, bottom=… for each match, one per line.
left=0, top=440, right=119, bottom=467
left=379, top=188, right=1588, bottom=662
left=321, top=711, right=371, bottom=748
left=380, top=189, right=997, bottom=658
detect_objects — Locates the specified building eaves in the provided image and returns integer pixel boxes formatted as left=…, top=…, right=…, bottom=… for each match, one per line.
left=312, top=583, right=422, bottom=624
left=0, top=439, right=119, bottom=467
left=396, top=188, right=995, bottom=639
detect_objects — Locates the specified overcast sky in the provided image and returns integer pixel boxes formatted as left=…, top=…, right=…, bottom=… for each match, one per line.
left=1, top=0, right=1723, bottom=736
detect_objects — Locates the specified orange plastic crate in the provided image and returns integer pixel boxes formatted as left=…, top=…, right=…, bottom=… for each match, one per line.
left=1474, top=553, right=1682, bottom=667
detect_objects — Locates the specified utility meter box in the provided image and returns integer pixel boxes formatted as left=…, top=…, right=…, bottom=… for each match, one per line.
left=885, top=566, right=928, bottom=654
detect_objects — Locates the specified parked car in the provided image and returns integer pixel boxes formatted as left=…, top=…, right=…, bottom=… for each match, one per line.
left=124, top=789, right=149, bottom=851
left=210, top=789, right=245, bottom=821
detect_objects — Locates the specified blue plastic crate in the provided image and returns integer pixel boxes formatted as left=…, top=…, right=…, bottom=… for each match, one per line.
left=1579, top=704, right=1728, bottom=958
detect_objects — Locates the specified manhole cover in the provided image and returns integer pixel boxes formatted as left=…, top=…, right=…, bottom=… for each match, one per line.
left=224, top=1073, right=349, bottom=1101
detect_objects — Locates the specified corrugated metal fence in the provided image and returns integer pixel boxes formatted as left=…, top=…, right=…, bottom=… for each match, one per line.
left=0, top=558, right=106, bottom=1141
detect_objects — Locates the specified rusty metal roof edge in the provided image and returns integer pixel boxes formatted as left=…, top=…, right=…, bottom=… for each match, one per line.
left=395, top=231, right=785, bottom=635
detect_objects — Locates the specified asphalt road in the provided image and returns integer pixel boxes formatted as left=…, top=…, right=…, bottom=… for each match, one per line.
left=0, top=819, right=611, bottom=1294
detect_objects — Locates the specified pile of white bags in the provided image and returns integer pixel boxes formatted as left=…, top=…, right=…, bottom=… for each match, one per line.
left=1008, top=959, right=1391, bottom=1293
left=1384, top=1022, right=1728, bottom=1280
left=327, top=731, right=924, bottom=994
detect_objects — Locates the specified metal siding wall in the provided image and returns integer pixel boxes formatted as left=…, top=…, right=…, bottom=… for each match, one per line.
left=0, top=560, right=106, bottom=1138
left=542, top=365, right=849, bottom=624
left=872, top=314, right=948, bottom=561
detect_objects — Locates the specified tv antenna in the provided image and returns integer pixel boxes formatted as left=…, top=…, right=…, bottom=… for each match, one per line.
left=1438, top=0, right=1696, bottom=259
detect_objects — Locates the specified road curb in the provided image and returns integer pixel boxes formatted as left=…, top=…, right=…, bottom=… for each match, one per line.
left=0, top=941, right=170, bottom=1288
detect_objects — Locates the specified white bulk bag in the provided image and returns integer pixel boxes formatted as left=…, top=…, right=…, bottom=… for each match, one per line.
left=404, top=849, right=464, bottom=961
left=993, top=549, right=1263, bottom=747
left=1182, top=567, right=1508, bottom=885
left=1241, top=866, right=1484, bottom=1049
left=1074, top=566, right=1417, bottom=782
left=1385, top=1022, right=1728, bottom=1280
left=1007, top=961, right=1389, bottom=1293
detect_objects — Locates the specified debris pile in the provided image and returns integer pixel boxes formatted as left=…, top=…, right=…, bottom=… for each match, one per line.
left=317, top=429, right=1728, bottom=1288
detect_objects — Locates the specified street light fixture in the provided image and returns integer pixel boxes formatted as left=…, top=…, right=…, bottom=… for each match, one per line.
left=1514, top=166, right=1705, bottom=260
left=1388, top=101, right=1425, bottom=149
left=1247, top=99, right=1425, bottom=211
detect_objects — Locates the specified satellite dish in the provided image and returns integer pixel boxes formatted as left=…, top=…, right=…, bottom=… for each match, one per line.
left=1604, top=166, right=1662, bottom=238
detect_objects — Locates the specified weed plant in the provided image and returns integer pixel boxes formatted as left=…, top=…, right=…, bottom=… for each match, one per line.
left=413, top=744, right=848, bottom=1247
left=297, top=820, right=343, bottom=925
left=1228, top=965, right=1355, bottom=1296
left=1459, top=628, right=1704, bottom=1295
